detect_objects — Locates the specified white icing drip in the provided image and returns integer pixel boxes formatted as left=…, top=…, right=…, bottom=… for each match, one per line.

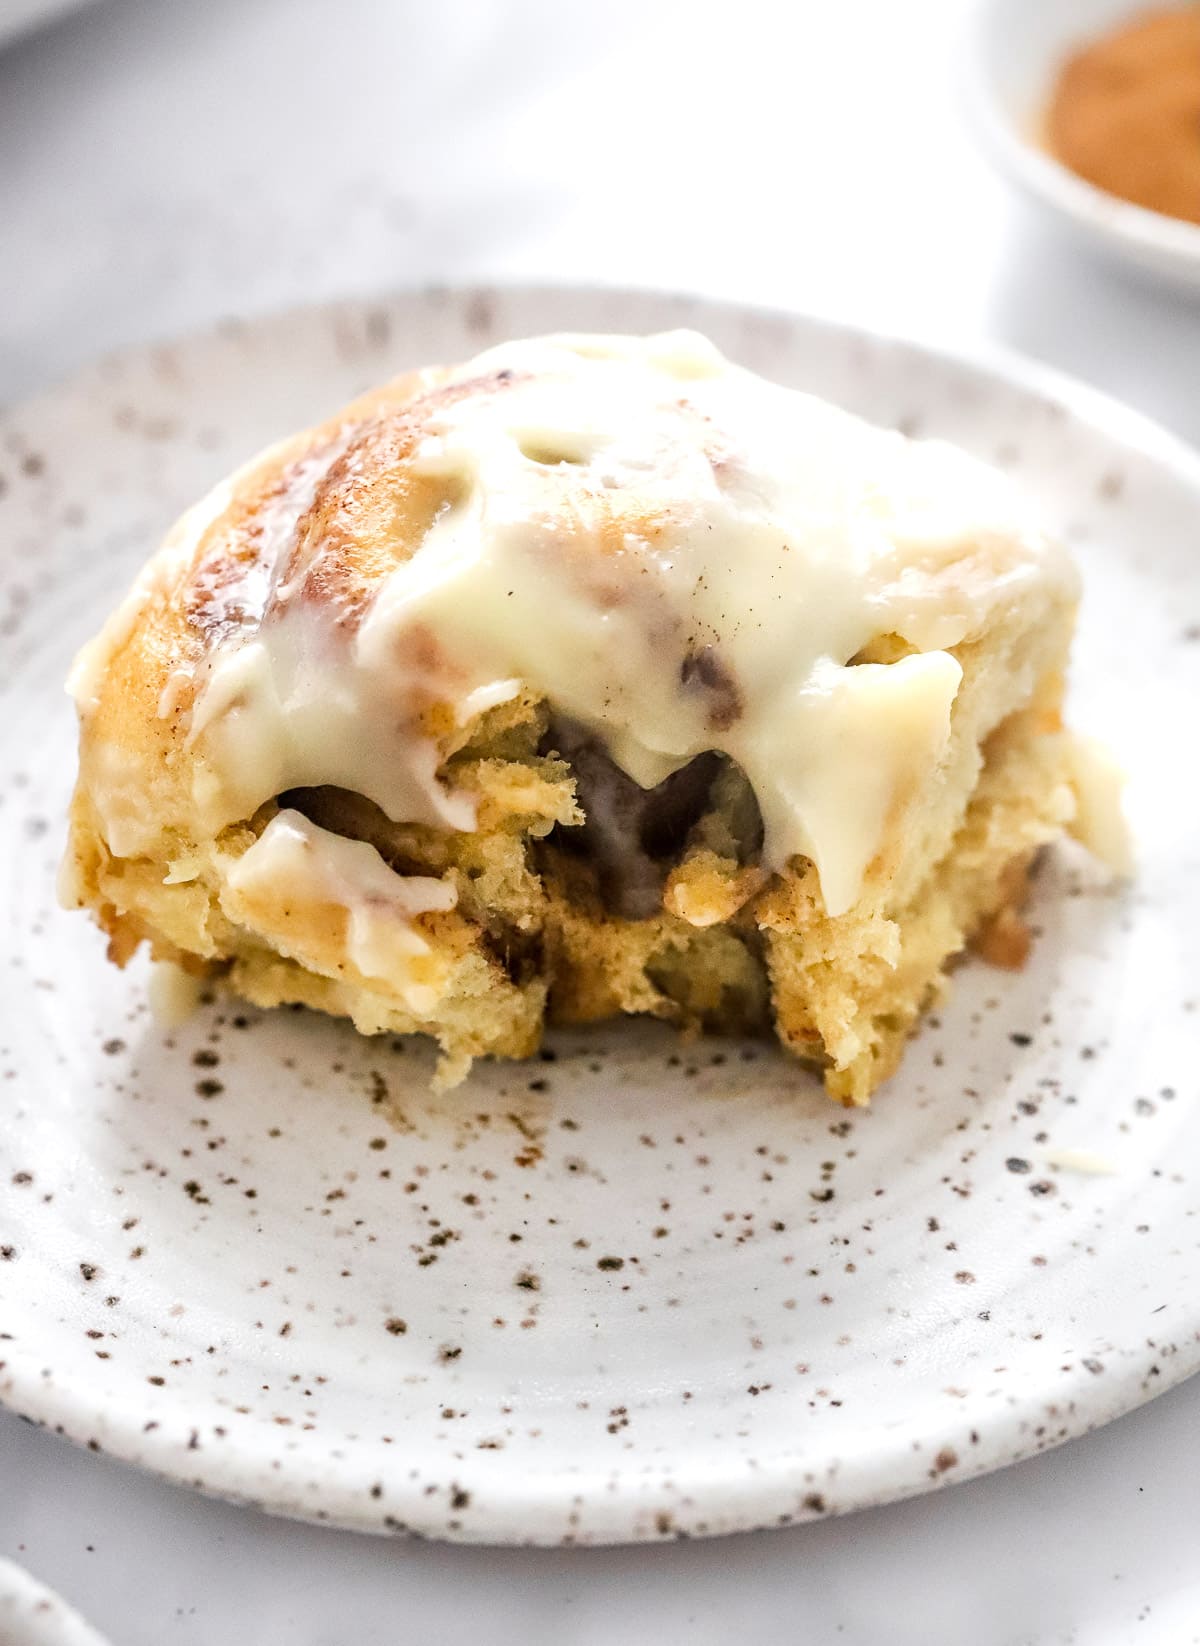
left=1066, top=735, right=1132, bottom=877
left=183, top=331, right=1078, bottom=915
left=224, top=810, right=457, bottom=1012
left=1040, top=1147, right=1117, bottom=1176
left=188, top=613, right=477, bottom=836
left=226, top=432, right=354, bottom=630
left=157, top=667, right=193, bottom=719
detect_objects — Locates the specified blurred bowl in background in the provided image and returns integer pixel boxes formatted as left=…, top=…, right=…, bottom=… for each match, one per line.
left=965, top=0, right=1200, bottom=295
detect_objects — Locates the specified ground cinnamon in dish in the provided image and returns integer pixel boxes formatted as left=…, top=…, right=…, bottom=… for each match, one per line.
left=1046, top=6, right=1200, bottom=225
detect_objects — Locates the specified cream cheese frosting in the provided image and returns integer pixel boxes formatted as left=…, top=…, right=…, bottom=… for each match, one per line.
left=77, top=330, right=1081, bottom=917
left=223, top=810, right=457, bottom=1012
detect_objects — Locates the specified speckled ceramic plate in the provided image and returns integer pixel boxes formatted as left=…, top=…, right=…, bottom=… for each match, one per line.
left=1, top=286, right=1197, bottom=1546
left=0, top=1559, right=111, bottom=1646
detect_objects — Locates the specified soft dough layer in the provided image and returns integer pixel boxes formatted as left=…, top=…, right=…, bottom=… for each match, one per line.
left=61, top=330, right=1112, bottom=1101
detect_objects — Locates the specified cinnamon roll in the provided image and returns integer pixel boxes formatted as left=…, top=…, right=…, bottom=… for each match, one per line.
left=61, top=330, right=1124, bottom=1099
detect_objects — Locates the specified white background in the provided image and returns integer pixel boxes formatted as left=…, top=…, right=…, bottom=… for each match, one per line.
left=1, top=2, right=1199, bottom=1641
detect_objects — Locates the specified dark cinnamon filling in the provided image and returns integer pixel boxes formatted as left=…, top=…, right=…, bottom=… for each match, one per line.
left=275, top=715, right=766, bottom=933
left=542, top=718, right=762, bottom=920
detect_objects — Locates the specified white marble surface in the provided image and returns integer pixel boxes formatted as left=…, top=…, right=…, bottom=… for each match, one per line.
left=1, top=1, right=1198, bottom=1640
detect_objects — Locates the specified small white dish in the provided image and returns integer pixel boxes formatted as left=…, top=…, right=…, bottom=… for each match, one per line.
left=0, top=1560, right=111, bottom=1646
left=965, top=0, right=1200, bottom=294
left=1, top=285, right=1198, bottom=1545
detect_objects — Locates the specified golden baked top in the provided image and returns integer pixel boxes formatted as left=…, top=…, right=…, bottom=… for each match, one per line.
left=69, top=330, right=1080, bottom=916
